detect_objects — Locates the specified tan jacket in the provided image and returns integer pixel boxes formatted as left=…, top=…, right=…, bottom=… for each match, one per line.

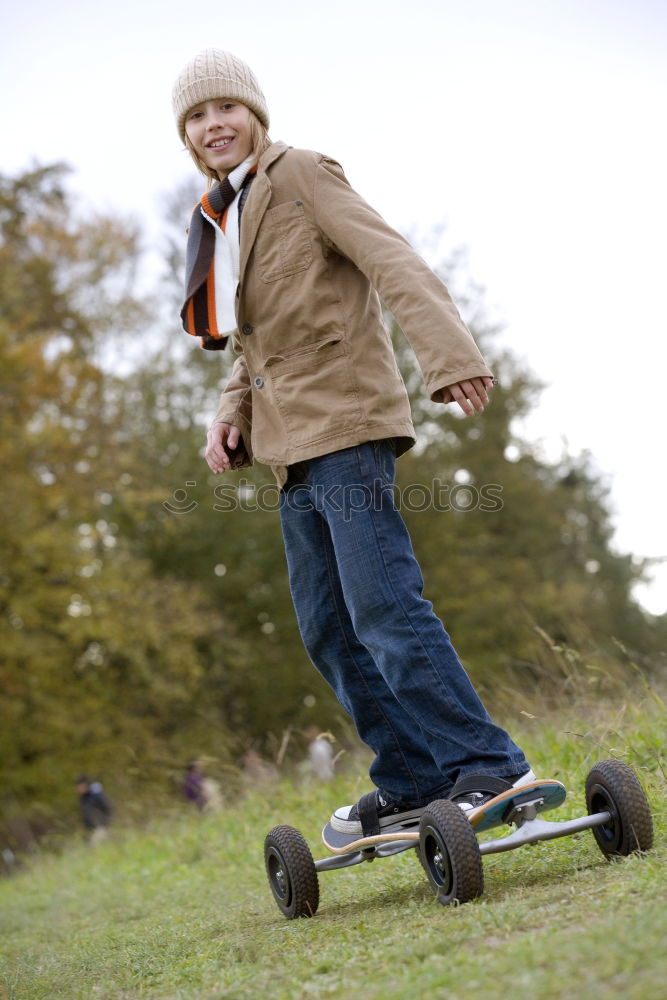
left=212, top=141, right=491, bottom=486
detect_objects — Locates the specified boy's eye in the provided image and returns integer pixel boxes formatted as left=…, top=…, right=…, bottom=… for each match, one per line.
left=221, top=102, right=235, bottom=111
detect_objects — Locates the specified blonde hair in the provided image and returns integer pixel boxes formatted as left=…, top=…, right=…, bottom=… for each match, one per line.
left=184, top=109, right=271, bottom=187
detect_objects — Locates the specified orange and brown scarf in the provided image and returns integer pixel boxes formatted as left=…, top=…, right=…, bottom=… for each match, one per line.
left=180, top=157, right=255, bottom=350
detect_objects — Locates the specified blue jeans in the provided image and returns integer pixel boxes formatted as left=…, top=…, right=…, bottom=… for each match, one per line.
left=279, top=440, right=528, bottom=805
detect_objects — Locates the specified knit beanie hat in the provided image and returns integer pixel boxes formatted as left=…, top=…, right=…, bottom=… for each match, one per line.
left=172, top=49, right=270, bottom=143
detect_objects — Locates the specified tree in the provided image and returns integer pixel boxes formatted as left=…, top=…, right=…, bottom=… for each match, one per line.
left=138, top=200, right=666, bottom=748
left=3, top=164, right=664, bottom=836
left=386, top=236, right=666, bottom=699
left=0, top=166, right=243, bottom=830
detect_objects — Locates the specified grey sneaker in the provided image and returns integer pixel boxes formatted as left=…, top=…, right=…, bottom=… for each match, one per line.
left=330, top=790, right=424, bottom=837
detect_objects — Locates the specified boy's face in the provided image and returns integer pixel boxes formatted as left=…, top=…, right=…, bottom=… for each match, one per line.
left=185, top=99, right=253, bottom=177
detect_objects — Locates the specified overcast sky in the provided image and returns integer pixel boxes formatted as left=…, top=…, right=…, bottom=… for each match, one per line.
left=2, top=0, right=666, bottom=613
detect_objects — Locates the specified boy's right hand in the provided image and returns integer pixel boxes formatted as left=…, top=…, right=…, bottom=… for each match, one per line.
left=206, top=422, right=241, bottom=474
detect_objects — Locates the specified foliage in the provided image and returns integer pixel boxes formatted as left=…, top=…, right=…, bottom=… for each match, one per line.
left=1, top=163, right=665, bottom=835
left=380, top=238, right=667, bottom=696
left=136, top=200, right=666, bottom=736
left=0, top=166, right=241, bottom=827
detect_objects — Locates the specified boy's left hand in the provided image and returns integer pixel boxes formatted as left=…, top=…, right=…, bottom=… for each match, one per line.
left=443, top=376, right=494, bottom=415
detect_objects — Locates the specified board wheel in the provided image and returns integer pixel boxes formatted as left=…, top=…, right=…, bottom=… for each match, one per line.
left=264, top=825, right=319, bottom=918
left=585, top=759, right=653, bottom=858
left=418, top=799, right=483, bottom=906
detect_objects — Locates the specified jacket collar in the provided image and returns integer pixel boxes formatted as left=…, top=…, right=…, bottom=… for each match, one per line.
left=239, top=141, right=290, bottom=279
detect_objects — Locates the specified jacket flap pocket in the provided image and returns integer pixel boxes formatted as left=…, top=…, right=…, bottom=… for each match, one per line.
left=255, top=201, right=313, bottom=282
left=264, top=338, right=343, bottom=371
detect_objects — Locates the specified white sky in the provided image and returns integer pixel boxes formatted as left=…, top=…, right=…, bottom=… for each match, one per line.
left=2, top=0, right=666, bottom=613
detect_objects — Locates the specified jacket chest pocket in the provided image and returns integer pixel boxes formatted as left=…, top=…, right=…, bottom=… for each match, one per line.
left=254, top=201, right=313, bottom=282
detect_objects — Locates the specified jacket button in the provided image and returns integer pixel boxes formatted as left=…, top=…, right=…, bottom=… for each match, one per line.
left=242, top=323, right=253, bottom=335
left=253, top=376, right=264, bottom=389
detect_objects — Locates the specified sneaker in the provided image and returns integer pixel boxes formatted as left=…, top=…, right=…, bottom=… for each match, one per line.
left=330, top=790, right=425, bottom=837
left=449, top=769, right=536, bottom=813
left=331, top=768, right=537, bottom=837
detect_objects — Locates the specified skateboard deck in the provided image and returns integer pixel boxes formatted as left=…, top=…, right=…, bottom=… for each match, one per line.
left=322, top=780, right=567, bottom=855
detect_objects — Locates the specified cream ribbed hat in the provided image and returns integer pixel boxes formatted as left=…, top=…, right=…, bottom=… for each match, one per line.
left=172, top=49, right=270, bottom=143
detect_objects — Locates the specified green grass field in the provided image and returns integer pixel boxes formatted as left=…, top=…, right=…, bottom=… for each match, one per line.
left=1, top=699, right=665, bottom=1000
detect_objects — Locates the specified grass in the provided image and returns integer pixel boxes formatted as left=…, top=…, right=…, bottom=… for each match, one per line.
left=1, top=697, right=666, bottom=1000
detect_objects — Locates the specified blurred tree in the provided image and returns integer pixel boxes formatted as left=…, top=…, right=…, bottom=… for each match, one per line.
left=387, top=237, right=666, bottom=700
left=135, top=199, right=666, bottom=748
left=0, top=166, right=242, bottom=827
left=104, top=179, right=341, bottom=748
left=109, top=355, right=336, bottom=751
left=3, top=164, right=664, bottom=835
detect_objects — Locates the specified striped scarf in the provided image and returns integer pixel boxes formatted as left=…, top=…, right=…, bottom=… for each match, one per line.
left=180, top=155, right=255, bottom=350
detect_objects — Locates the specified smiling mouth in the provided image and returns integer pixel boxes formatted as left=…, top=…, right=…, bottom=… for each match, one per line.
left=208, top=137, right=234, bottom=149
